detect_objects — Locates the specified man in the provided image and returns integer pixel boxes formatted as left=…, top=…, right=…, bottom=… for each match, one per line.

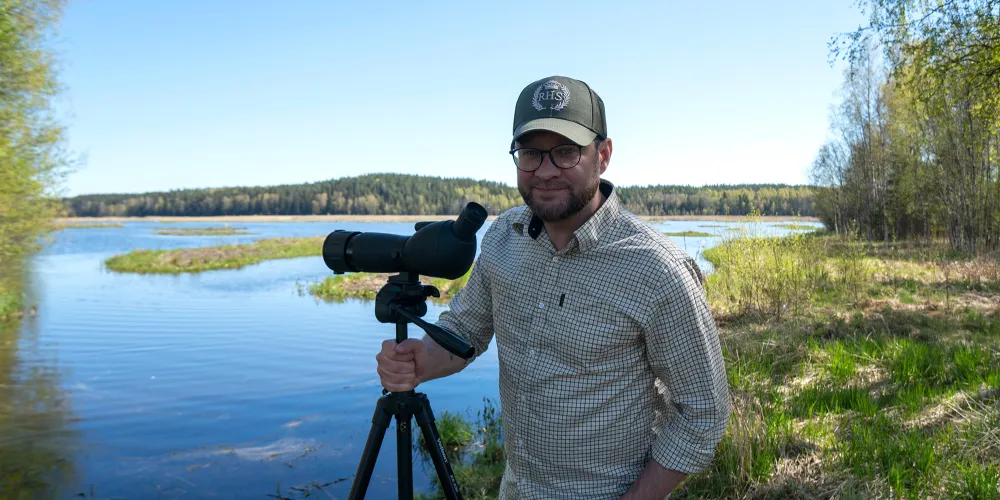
left=376, top=76, right=730, bottom=499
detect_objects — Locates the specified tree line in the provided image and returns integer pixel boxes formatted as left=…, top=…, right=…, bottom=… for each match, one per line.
left=62, top=173, right=816, bottom=218
left=812, top=0, right=1000, bottom=253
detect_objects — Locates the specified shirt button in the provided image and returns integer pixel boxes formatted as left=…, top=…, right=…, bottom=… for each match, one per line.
left=538, top=302, right=545, bottom=309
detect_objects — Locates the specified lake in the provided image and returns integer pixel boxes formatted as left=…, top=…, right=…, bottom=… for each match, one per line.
left=3, top=217, right=821, bottom=498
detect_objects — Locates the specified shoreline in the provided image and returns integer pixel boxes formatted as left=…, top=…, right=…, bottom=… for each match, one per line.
left=57, top=214, right=820, bottom=223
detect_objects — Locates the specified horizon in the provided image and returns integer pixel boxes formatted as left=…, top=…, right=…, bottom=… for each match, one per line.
left=60, top=171, right=820, bottom=199
left=53, top=1, right=866, bottom=197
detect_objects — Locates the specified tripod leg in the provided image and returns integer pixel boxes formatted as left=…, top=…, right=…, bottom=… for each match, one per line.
left=348, top=396, right=393, bottom=500
left=397, top=398, right=413, bottom=500
left=413, top=393, right=463, bottom=500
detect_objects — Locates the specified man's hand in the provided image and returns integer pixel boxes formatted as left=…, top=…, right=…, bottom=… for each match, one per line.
left=375, top=338, right=428, bottom=392
left=620, top=460, right=687, bottom=500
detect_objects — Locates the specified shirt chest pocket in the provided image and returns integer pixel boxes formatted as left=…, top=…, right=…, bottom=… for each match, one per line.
left=543, top=291, right=642, bottom=371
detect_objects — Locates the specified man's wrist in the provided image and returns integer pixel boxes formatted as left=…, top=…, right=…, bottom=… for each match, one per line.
left=620, top=459, right=687, bottom=500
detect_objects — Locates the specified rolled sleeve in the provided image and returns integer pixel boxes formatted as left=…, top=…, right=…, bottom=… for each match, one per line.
left=643, top=257, right=730, bottom=474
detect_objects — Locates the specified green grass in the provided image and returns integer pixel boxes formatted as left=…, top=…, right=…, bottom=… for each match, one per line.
left=664, top=231, right=714, bottom=237
left=104, top=236, right=325, bottom=274
left=837, top=414, right=940, bottom=496
left=154, top=226, right=254, bottom=236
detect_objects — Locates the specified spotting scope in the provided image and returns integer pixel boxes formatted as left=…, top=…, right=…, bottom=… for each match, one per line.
left=322, top=202, right=488, bottom=280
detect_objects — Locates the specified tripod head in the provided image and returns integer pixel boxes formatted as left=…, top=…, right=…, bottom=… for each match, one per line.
left=375, top=271, right=474, bottom=360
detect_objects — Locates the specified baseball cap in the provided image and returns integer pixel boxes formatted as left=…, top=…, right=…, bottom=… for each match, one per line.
left=512, top=76, right=607, bottom=147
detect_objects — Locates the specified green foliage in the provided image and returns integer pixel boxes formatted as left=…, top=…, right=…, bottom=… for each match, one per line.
left=61, top=173, right=817, bottom=218
left=415, top=398, right=504, bottom=500
left=0, top=3, right=77, bottom=493
left=820, top=0, right=1000, bottom=253
left=0, top=0, right=74, bottom=320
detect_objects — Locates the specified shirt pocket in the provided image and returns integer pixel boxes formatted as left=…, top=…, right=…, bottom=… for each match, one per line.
left=548, top=290, right=642, bottom=372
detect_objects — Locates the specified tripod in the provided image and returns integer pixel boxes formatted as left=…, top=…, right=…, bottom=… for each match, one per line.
left=348, top=272, right=474, bottom=500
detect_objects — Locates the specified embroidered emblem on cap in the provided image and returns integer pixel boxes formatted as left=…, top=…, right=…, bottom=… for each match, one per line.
left=532, top=80, right=570, bottom=112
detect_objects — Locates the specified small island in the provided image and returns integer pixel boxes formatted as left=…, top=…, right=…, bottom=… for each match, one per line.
left=104, top=236, right=324, bottom=274
left=53, top=222, right=124, bottom=230
left=155, top=226, right=255, bottom=236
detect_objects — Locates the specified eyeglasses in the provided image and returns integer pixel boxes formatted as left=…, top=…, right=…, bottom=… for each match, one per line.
left=509, top=144, right=584, bottom=172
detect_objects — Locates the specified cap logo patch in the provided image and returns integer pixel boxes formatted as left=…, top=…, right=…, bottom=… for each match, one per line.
left=531, top=80, right=570, bottom=112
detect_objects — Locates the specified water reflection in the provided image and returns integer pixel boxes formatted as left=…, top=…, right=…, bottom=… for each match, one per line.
left=0, top=314, right=78, bottom=497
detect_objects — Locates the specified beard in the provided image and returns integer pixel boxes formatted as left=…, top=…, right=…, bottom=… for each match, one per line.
left=518, top=171, right=601, bottom=223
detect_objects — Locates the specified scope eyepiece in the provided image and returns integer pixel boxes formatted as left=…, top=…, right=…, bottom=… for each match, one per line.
left=453, top=202, right=488, bottom=241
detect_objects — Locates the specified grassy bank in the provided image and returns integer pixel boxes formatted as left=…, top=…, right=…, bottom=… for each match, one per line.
left=387, top=222, right=1000, bottom=499
left=679, top=226, right=999, bottom=498
left=104, top=236, right=324, bottom=274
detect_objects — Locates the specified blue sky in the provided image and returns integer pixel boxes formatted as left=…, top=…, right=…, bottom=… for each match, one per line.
left=52, top=1, right=868, bottom=196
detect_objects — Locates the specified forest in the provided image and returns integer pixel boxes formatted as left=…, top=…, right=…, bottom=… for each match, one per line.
left=61, top=174, right=817, bottom=218
left=811, top=0, right=1000, bottom=254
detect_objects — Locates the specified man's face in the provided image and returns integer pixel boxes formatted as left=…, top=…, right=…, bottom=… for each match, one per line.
left=514, top=131, right=605, bottom=223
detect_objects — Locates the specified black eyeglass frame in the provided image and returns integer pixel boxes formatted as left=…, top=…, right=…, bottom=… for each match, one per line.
left=508, top=137, right=605, bottom=173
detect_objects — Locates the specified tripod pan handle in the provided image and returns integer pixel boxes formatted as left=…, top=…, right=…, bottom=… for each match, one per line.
left=393, top=306, right=475, bottom=360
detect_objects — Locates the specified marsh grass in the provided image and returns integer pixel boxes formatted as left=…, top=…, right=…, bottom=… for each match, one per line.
left=703, top=211, right=834, bottom=321
left=52, top=222, right=124, bottom=230
left=305, top=266, right=474, bottom=304
left=774, top=224, right=821, bottom=231
left=664, top=231, right=714, bottom=237
left=415, top=398, right=504, bottom=500
left=154, top=225, right=254, bottom=236
left=104, top=236, right=325, bottom=273
left=673, top=210, right=1000, bottom=498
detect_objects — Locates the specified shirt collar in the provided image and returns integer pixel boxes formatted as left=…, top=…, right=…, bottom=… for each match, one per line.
left=513, top=179, right=621, bottom=254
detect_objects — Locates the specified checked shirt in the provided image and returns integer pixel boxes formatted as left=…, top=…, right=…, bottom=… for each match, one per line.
left=435, top=179, right=730, bottom=499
